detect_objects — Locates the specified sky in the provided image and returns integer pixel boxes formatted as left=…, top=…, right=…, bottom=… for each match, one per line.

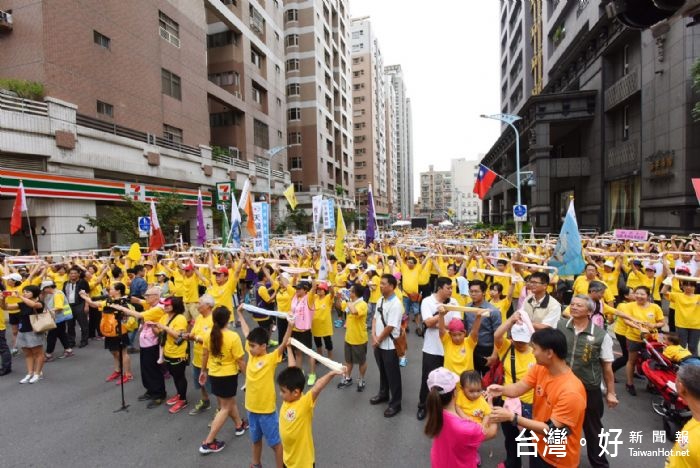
left=348, top=0, right=502, bottom=201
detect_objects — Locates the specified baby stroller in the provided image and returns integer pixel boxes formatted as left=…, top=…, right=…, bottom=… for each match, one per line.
left=640, top=336, right=692, bottom=439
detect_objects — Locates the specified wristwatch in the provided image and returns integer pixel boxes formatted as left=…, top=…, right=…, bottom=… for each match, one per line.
left=512, top=413, right=518, bottom=426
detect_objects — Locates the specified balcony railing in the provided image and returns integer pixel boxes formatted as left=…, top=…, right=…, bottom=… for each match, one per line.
left=607, top=139, right=640, bottom=170
left=0, top=92, right=48, bottom=116
left=576, top=0, right=591, bottom=17
left=605, top=66, right=641, bottom=111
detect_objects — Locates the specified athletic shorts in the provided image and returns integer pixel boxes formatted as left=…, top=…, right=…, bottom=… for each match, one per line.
left=249, top=411, right=281, bottom=446
left=104, top=334, right=129, bottom=352
left=627, top=340, right=645, bottom=353
left=184, top=303, right=199, bottom=322
left=344, top=342, right=367, bottom=365
left=9, top=313, right=21, bottom=326
left=313, top=335, right=333, bottom=351
left=209, top=374, right=239, bottom=399
left=292, top=330, right=312, bottom=349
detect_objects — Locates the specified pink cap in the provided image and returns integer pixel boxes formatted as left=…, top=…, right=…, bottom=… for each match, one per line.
left=427, top=367, right=459, bottom=394
left=447, top=318, right=465, bottom=333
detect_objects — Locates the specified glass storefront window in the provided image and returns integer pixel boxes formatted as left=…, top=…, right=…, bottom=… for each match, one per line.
left=608, top=176, right=640, bottom=228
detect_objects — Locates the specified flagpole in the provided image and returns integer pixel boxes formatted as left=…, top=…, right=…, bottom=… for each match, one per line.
left=24, top=202, right=36, bottom=254
left=479, top=164, right=518, bottom=190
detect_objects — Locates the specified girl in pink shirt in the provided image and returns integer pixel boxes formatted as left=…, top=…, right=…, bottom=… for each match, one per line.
left=424, top=367, right=497, bottom=468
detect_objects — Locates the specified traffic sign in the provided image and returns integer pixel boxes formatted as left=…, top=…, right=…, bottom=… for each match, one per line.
left=138, top=216, right=151, bottom=238
left=513, top=204, right=527, bottom=222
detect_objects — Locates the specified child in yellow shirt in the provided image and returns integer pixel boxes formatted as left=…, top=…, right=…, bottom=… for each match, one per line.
left=663, top=333, right=700, bottom=366
left=456, top=370, right=492, bottom=424
left=276, top=353, right=342, bottom=468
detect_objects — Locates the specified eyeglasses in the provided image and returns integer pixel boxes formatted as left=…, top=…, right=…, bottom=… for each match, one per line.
left=527, top=281, right=545, bottom=285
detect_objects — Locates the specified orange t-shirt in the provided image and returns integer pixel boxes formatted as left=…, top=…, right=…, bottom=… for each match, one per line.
left=522, top=364, right=587, bottom=467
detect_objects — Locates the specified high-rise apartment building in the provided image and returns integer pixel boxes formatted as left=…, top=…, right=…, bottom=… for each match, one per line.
left=384, top=80, right=398, bottom=214
left=0, top=0, right=291, bottom=251
left=350, top=16, right=388, bottom=216
left=451, top=158, right=481, bottom=224
left=283, top=0, right=354, bottom=211
left=385, top=64, right=414, bottom=218
left=418, top=165, right=452, bottom=218
left=481, top=0, right=700, bottom=233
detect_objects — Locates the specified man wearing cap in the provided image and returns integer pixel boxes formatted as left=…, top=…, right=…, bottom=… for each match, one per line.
left=2, top=272, right=26, bottom=355
left=416, top=276, right=460, bottom=421
left=557, top=295, right=617, bottom=468
left=370, top=273, right=404, bottom=417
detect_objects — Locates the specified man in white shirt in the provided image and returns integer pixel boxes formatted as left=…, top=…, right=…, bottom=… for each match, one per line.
left=370, top=274, right=404, bottom=418
left=522, top=271, right=561, bottom=330
left=416, top=277, right=460, bottom=421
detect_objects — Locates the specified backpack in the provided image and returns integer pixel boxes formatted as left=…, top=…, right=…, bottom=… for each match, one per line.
left=100, top=311, right=120, bottom=337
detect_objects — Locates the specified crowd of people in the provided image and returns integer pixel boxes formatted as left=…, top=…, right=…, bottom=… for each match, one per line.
left=1, top=229, right=699, bottom=467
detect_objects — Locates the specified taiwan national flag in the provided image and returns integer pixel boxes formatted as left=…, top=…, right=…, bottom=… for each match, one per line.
left=473, top=164, right=497, bottom=200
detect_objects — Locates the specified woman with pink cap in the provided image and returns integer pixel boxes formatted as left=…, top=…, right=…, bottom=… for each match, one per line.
left=424, top=367, right=497, bottom=467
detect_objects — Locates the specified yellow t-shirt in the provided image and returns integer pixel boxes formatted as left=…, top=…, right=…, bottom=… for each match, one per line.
left=159, top=314, right=188, bottom=359
left=180, top=274, right=201, bottom=304
left=191, top=313, right=214, bottom=368
left=141, top=305, right=165, bottom=323
left=598, top=268, right=620, bottom=297
left=663, top=344, right=692, bottom=363
left=204, top=329, right=244, bottom=377
left=49, top=271, right=69, bottom=291
left=88, top=277, right=104, bottom=297
left=334, top=271, right=348, bottom=288
left=456, top=392, right=491, bottom=424
left=345, top=300, right=368, bottom=345
left=368, top=276, right=381, bottom=304
left=207, top=275, right=238, bottom=320
left=311, top=294, right=333, bottom=337
left=491, top=298, right=512, bottom=323
left=400, top=264, right=421, bottom=294
left=4, top=281, right=27, bottom=315
left=624, top=302, right=664, bottom=342
left=276, top=285, right=296, bottom=313
left=573, top=276, right=614, bottom=303
left=614, top=302, right=631, bottom=337
left=280, top=392, right=316, bottom=468
left=496, top=337, right=536, bottom=404
left=441, top=333, right=477, bottom=376
left=665, top=417, right=699, bottom=468
left=669, top=292, right=700, bottom=329
left=245, top=344, right=283, bottom=413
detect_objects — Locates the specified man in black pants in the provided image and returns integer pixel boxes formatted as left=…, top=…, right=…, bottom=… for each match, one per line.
left=369, top=274, right=403, bottom=418
left=416, top=277, right=459, bottom=420
left=63, top=266, right=90, bottom=348
left=463, top=280, right=501, bottom=376
left=557, top=295, right=618, bottom=468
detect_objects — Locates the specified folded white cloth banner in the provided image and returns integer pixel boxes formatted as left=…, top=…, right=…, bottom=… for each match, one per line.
left=242, top=303, right=291, bottom=320
left=290, top=338, right=345, bottom=373
left=281, top=266, right=315, bottom=274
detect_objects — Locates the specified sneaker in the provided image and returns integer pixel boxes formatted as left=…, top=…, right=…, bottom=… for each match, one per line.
left=138, top=392, right=152, bottom=401
left=58, top=350, right=75, bottom=359
left=307, top=373, right=317, bottom=386
left=337, top=377, right=353, bottom=389
left=115, top=373, right=133, bottom=385
left=357, top=379, right=366, bottom=392
left=169, top=400, right=188, bottom=414
left=105, top=371, right=121, bottom=382
left=189, top=399, right=211, bottom=415
left=399, top=357, right=408, bottom=367
left=44, top=353, right=54, bottom=362
left=268, top=339, right=279, bottom=347
left=19, top=374, right=32, bottom=384
left=147, top=398, right=164, bottom=409
left=11, top=348, right=19, bottom=356
left=199, top=439, right=226, bottom=455
left=167, top=394, right=181, bottom=406
left=29, top=374, right=40, bottom=384
left=626, top=384, right=637, bottom=396
left=234, top=419, right=249, bottom=436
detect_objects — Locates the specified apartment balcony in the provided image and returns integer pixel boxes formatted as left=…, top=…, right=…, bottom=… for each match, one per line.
left=606, top=139, right=640, bottom=171
left=250, top=15, right=264, bottom=38
left=550, top=157, right=591, bottom=177
left=605, top=66, right=640, bottom=112
left=0, top=10, right=12, bottom=31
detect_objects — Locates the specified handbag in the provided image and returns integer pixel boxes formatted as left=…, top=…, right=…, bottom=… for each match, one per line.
left=30, top=309, right=56, bottom=333
left=378, top=299, right=407, bottom=357
left=481, top=344, right=512, bottom=388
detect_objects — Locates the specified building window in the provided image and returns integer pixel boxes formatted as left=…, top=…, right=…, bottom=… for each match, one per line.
left=210, top=111, right=238, bottom=127
left=253, top=119, right=269, bottom=149
left=288, top=132, right=302, bottom=144
left=93, top=31, right=110, bottom=49
left=251, top=49, right=262, bottom=68
left=161, top=69, right=181, bottom=100
left=277, top=130, right=283, bottom=139
left=291, top=157, right=303, bottom=169
left=163, top=124, right=183, bottom=143
left=622, top=105, right=629, bottom=141
left=286, top=59, right=299, bottom=72
left=208, top=71, right=239, bottom=87
left=158, top=11, right=180, bottom=47
left=608, top=176, right=640, bottom=228
left=207, top=31, right=236, bottom=48
left=285, top=34, right=299, bottom=47
left=221, top=0, right=237, bottom=5
left=293, top=181, right=303, bottom=192
left=286, top=9, right=298, bottom=22
left=288, top=108, right=301, bottom=121
left=96, top=100, right=113, bottom=117
left=252, top=87, right=262, bottom=104
left=249, top=5, right=265, bottom=35
left=286, top=83, right=300, bottom=96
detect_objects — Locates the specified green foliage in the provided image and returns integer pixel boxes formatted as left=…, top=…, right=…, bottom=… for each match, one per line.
left=84, top=193, right=187, bottom=245
left=693, top=58, right=700, bottom=122
left=0, top=78, right=45, bottom=100
left=281, top=207, right=309, bottom=233
left=341, top=209, right=358, bottom=226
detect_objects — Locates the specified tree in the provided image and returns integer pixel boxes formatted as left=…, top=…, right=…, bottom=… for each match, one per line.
left=84, top=193, right=187, bottom=246
left=693, top=58, right=700, bottom=122
left=281, top=207, right=310, bottom=233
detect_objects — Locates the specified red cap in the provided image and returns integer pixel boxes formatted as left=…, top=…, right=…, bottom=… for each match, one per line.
left=317, top=282, right=329, bottom=291
left=182, top=264, right=194, bottom=272
left=214, top=266, right=229, bottom=275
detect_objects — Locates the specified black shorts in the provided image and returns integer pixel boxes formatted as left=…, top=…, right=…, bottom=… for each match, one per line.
left=104, top=334, right=129, bottom=352
left=313, top=335, right=333, bottom=351
left=9, top=313, right=21, bottom=326
left=344, top=342, right=367, bottom=365
left=209, top=374, right=238, bottom=399
left=292, top=330, right=312, bottom=349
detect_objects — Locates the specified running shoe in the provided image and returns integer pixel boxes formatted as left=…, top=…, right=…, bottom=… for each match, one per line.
left=169, top=400, right=188, bottom=414
left=307, top=373, right=317, bottom=386
left=357, top=379, right=366, bottom=392
left=234, top=419, right=249, bottom=436
left=44, top=353, right=54, bottom=362
left=189, top=399, right=211, bottom=415
left=19, top=374, right=32, bottom=384
left=199, top=439, right=226, bottom=454
left=105, top=371, right=121, bottom=382
left=399, top=357, right=408, bottom=367
left=58, top=350, right=75, bottom=359
left=167, top=394, right=181, bottom=406
left=337, top=377, right=353, bottom=389
left=115, top=373, right=133, bottom=385
left=29, top=374, right=40, bottom=384
left=11, top=348, right=19, bottom=356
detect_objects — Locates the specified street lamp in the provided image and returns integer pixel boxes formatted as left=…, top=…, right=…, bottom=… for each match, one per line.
left=480, top=113, right=523, bottom=240
left=266, top=145, right=293, bottom=206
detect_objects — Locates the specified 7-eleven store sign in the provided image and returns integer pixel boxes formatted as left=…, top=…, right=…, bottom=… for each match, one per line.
left=125, top=183, right=146, bottom=201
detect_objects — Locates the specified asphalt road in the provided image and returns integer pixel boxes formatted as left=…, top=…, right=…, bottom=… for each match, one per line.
left=0, top=322, right=678, bottom=468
